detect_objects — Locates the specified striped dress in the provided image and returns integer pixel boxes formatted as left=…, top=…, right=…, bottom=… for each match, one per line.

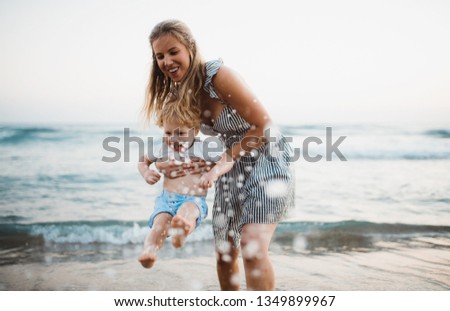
left=201, top=59, right=295, bottom=250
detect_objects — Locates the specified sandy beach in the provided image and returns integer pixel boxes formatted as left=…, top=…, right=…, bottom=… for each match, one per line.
left=2, top=242, right=449, bottom=291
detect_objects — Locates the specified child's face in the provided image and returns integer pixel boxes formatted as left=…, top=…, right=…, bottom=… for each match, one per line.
left=162, top=120, right=198, bottom=152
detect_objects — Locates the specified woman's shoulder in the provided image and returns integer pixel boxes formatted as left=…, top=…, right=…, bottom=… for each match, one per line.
left=203, top=58, right=224, bottom=99
left=204, top=59, right=224, bottom=82
left=205, top=58, right=224, bottom=70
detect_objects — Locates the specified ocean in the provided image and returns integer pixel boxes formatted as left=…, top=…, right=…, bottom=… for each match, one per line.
left=1, top=123, right=449, bottom=290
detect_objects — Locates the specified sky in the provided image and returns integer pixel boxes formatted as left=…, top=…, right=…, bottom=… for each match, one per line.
left=0, top=0, right=449, bottom=126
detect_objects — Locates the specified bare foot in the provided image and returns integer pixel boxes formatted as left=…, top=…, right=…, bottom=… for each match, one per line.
left=170, top=215, right=192, bottom=248
left=138, top=246, right=158, bottom=268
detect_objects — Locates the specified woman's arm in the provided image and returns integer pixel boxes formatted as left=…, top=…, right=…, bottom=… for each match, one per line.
left=213, top=65, right=272, bottom=159
left=198, top=152, right=234, bottom=189
left=155, top=158, right=215, bottom=179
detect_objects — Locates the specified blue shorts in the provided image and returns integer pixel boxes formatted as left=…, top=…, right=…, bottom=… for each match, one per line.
left=148, top=190, right=208, bottom=228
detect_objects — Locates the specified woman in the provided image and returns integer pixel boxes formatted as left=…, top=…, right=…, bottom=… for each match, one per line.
left=142, top=19, right=295, bottom=290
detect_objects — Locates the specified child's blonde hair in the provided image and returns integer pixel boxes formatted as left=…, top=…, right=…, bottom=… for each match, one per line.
left=142, top=19, right=205, bottom=127
left=156, top=97, right=201, bottom=130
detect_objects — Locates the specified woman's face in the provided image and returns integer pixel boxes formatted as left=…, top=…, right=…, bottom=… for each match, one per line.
left=152, top=34, right=191, bottom=82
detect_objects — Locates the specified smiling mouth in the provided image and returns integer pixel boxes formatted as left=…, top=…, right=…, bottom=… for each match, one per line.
left=170, top=141, right=189, bottom=152
left=168, top=67, right=179, bottom=74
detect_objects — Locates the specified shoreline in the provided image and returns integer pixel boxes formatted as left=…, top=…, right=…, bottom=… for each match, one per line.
left=1, top=245, right=449, bottom=291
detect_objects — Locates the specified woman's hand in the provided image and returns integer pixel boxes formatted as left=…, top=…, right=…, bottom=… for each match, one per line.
left=198, top=154, right=234, bottom=189
left=156, top=158, right=215, bottom=179
left=184, top=157, right=215, bottom=175
left=155, top=160, right=187, bottom=178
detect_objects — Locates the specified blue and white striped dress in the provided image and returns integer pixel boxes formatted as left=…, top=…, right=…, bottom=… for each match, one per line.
left=201, top=59, right=295, bottom=250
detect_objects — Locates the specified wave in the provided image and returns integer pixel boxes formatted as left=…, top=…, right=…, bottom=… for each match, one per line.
left=0, top=220, right=213, bottom=245
left=0, top=126, right=66, bottom=144
left=1, top=220, right=449, bottom=247
left=2, top=124, right=450, bottom=160
left=344, top=152, right=450, bottom=160
left=280, top=124, right=450, bottom=137
left=425, top=129, right=450, bottom=139
left=0, top=125, right=161, bottom=145
left=277, top=220, right=450, bottom=237
left=290, top=148, right=450, bottom=161
left=277, top=125, right=450, bottom=160
left=276, top=221, right=450, bottom=252
left=36, top=173, right=113, bottom=184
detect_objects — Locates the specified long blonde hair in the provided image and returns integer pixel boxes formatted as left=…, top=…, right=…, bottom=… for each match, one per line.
left=142, top=19, right=205, bottom=126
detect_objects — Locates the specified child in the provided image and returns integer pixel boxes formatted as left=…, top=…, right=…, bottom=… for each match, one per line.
left=138, top=100, right=234, bottom=268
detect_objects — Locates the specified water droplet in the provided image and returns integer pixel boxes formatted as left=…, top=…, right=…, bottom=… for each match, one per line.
left=251, top=269, right=262, bottom=278
left=230, top=273, right=240, bottom=286
left=214, top=213, right=227, bottom=228
left=222, top=254, right=232, bottom=262
left=242, top=240, right=260, bottom=259
left=293, top=235, right=307, bottom=253
left=189, top=279, right=204, bottom=290
left=266, top=180, right=288, bottom=198
left=217, top=242, right=231, bottom=254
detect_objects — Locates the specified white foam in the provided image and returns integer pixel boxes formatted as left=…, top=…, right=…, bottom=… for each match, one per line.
left=30, top=222, right=214, bottom=245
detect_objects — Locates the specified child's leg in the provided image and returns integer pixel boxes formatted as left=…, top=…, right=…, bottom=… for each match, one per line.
left=171, top=202, right=200, bottom=248
left=139, top=213, right=172, bottom=268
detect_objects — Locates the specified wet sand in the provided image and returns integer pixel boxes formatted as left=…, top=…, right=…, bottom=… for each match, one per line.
left=1, top=244, right=449, bottom=291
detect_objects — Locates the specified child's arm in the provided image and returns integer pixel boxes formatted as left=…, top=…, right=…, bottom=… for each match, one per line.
left=138, top=154, right=161, bottom=185
left=198, top=152, right=234, bottom=189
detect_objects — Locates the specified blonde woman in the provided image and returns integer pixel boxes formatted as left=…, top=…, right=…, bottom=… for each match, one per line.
left=142, top=19, right=294, bottom=290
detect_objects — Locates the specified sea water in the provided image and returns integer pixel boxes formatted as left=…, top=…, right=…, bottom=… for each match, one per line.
left=0, top=123, right=449, bottom=264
